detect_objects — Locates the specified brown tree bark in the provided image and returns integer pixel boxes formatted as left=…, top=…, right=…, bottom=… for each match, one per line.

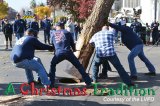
left=65, top=0, right=115, bottom=79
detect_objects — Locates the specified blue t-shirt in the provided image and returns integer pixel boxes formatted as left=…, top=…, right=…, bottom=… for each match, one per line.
left=10, top=36, right=53, bottom=63
left=42, top=19, right=51, bottom=31
left=50, top=29, right=75, bottom=54
left=13, top=19, right=26, bottom=33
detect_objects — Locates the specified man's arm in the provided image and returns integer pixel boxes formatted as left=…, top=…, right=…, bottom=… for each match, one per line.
left=109, top=23, right=125, bottom=32
left=33, top=38, right=53, bottom=50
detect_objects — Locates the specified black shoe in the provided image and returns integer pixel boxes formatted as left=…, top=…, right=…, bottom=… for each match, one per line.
left=49, top=84, right=55, bottom=89
left=99, top=73, right=108, bottom=79
left=28, top=80, right=42, bottom=86
left=144, top=72, right=156, bottom=76
left=86, top=84, right=93, bottom=89
left=130, top=76, right=138, bottom=80
left=127, top=83, right=135, bottom=87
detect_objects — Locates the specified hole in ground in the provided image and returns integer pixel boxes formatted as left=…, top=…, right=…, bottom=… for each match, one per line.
left=58, top=78, right=80, bottom=83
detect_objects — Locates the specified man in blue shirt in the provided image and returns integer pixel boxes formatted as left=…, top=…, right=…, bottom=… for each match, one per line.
left=10, top=28, right=53, bottom=87
left=42, top=16, right=52, bottom=44
left=29, top=16, right=39, bottom=35
left=130, top=18, right=142, bottom=37
left=13, top=13, right=27, bottom=41
left=109, top=23, right=156, bottom=80
left=89, top=26, right=133, bottom=86
left=49, top=22, right=91, bottom=87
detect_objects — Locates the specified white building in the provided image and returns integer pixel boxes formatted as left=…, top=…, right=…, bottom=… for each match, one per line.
left=113, top=0, right=160, bottom=24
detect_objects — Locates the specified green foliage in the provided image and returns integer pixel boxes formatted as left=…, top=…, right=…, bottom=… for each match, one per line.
left=54, top=16, right=66, bottom=23
left=0, top=2, right=9, bottom=19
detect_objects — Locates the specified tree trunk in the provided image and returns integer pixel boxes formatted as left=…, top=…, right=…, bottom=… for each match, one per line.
left=65, top=0, right=115, bottom=79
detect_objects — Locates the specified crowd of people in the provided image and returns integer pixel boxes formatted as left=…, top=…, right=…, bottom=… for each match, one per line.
left=0, top=13, right=157, bottom=89
left=0, top=14, right=81, bottom=50
left=116, top=17, right=160, bottom=46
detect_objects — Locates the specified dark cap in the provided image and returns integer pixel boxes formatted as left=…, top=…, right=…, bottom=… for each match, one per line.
left=27, top=28, right=38, bottom=38
left=55, top=22, right=64, bottom=27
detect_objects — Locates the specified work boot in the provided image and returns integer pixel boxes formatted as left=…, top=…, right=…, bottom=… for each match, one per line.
left=99, top=73, right=108, bottom=79
left=28, top=80, right=42, bottom=86
left=130, top=76, right=138, bottom=80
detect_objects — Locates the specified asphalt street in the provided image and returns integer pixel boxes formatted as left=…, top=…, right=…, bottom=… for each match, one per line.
left=0, top=31, right=160, bottom=106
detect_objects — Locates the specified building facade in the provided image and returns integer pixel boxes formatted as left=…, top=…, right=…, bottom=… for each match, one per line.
left=0, top=0, right=3, bottom=3
left=113, top=0, right=160, bottom=24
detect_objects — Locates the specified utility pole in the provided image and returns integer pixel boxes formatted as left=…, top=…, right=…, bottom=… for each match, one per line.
left=154, top=0, right=157, bottom=21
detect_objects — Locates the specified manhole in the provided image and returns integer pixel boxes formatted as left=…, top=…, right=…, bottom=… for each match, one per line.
left=58, top=78, right=80, bottom=83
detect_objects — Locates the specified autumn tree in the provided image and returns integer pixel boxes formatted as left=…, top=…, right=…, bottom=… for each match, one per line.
left=0, top=2, right=9, bottom=19
left=47, top=0, right=99, bottom=22
left=34, top=6, right=52, bottom=19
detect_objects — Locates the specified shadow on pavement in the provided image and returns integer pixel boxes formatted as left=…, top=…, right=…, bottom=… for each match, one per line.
left=10, top=99, right=131, bottom=106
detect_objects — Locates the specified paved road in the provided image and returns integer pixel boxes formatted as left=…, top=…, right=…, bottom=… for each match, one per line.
left=0, top=31, right=160, bottom=106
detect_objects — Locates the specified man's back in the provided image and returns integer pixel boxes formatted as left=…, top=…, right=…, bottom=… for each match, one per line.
left=11, top=36, right=52, bottom=63
left=51, top=29, right=75, bottom=54
left=90, top=30, right=115, bottom=57
left=109, top=23, right=143, bottom=50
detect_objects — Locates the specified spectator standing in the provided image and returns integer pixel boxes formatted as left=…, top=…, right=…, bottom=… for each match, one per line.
left=130, top=18, right=142, bottom=37
left=145, top=23, right=151, bottom=46
left=74, top=22, right=81, bottom=41
left=13, top=13, right=27, bottom=41
left=42, top=16, right=52, bottom=44
left=2, top=19, right=13, bottom=49
left=66, top=17, right=75, bottom=41
left=151, top=21, right=159, bottom=45
left=29, top=16, right=39, bottom=36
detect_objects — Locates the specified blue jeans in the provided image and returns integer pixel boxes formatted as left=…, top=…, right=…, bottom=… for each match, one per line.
left=14, top=57, right=51, bottom=86
left=128, top=44, right=156, bottom=76
left=74, top=32, right=78, bottom=41
left=92, top=55, right=111, bottom=80
left=92, top=54, right=132, bottom=85
left=16, top=33, right=24, bottom=41
left=49, top=51, right=91, bottom=85
left=44, top=30, right=50, bottom=44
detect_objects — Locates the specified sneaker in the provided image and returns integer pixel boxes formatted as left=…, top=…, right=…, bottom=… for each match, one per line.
left=28, top=80, right=42, bottom=86
left=144, top=72, right=156, bottom=76
left=130, top=76, right=138, bottom=80
left=99, top=73, right=108, bottom=79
